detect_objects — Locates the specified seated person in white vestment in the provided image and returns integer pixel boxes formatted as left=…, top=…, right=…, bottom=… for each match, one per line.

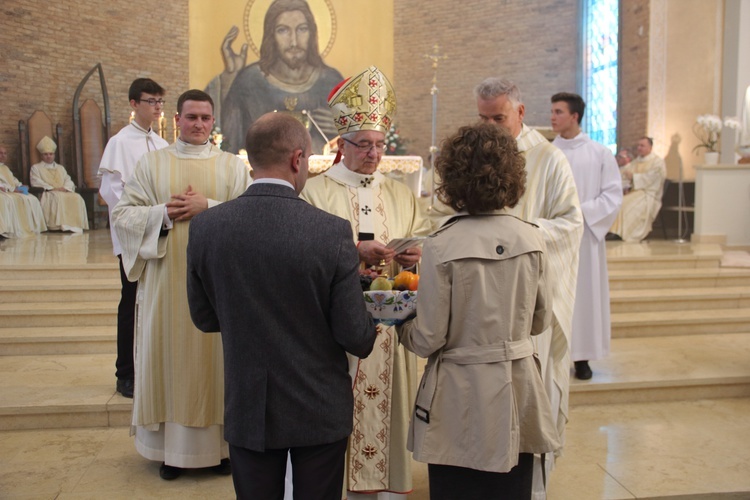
left=609, top=136, right=666, bottom=242
left=30, top=136, right=89, bottom=233
left=616, top=148, right=632, bottom=169
left=0, top=144, right=47, bottom=237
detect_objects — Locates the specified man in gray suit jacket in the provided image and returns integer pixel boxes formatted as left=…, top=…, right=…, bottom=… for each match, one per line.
left=187, top=112, right=376, bottom=499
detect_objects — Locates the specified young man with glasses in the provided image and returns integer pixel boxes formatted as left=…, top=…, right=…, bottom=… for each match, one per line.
left=98, top=78, right=169, bottom=399
left=301, top=66, right=431, bottom=499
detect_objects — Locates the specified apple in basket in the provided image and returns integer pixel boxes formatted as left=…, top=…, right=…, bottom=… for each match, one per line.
left=393, top=271, right=419, bottom=291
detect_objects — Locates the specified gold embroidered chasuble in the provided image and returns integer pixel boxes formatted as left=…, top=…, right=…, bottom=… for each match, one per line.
left=30, top=162, right=88, bottom=232
left=0, top=163, right=47, bottom=237
left=301, top=162, right=431, bottom=493
left=112, top=143, right=249, bottom=431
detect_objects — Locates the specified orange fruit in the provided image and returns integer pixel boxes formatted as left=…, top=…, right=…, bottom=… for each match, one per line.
left=408, top=274, right=419, bottom=291
left=394, top=271, right=419, bottom=291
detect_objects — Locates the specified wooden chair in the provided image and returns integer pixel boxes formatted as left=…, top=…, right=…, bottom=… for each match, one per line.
left=71, top=63, right=113, bottom=229
left=17, top=111, right=65, bottom=198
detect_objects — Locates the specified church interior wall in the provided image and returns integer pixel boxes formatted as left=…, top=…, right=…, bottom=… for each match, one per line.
left=661, top=0, right=724, bottom=180
left=393, top=0, right=579, bottom=163
left=619, top=0, right=650, bottom=155
left=1, top=0, right=736, bottom=183
left=0, top=0, right=189, bottom=174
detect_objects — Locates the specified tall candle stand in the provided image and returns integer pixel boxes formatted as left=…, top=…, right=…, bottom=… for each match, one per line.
left=424, top=44, right=447, bottom=211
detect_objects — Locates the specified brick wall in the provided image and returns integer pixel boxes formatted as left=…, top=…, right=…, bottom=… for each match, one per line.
left=2, top=0, right=651, bottom=176
left=618, top=0, right=650, bottom=153
left=394, top=0, right=579, bottom=162
left=0, top=0, right=189, bottom=180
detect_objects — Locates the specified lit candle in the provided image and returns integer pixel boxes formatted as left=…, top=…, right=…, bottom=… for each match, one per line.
left=129, top=111, right=135, bottom=124
left=173, top=114, right=178, bottom=143
left=159, top=112, right=166, bottom=139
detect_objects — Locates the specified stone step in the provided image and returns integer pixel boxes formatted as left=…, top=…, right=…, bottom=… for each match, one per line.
left=607, top=253, right=721, bottom=271
left=610, top=286, right=750, bottom=313
left=0, top=263, right=118, bottom=281
left=611, top=308, right=750, bottom=338
left=606, top=241, right=723, bottom=271
left=0, top=302, right=117, bottom=328
left=0, top=326, right=116, bottom=355
left=0, top=279, right=120, bottom=303
left=609, top=267, right=750, bottom=290
left=569, top=333, right=750, bottom=406
left=0, top=353, right=131, bottom=431
left=5, top=333, right=748, bottom=432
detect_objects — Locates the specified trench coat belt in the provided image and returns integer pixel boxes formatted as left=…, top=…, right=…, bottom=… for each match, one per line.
left=414, top=338, right=535, bottom=424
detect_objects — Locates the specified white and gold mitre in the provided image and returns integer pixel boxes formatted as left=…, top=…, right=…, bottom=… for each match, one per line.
left=36, top=136, right=57, bottom=154
left=327, top=66, right=396, bottom=136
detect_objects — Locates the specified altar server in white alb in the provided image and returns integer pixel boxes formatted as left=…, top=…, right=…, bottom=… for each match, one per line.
left=0, top=145, right=47, bottom=237
left=98, top=78, right=170, bottom=400
left=550, top=92, right=622, bottom=381
left=609, top=136, right=666, bottom=242
left=301, top=66, right=431, bottom=499
left=30, top=136, right=89, bottom=233
left=112, top=89, right=251, bottom=480
left=472, top=77, right=583, bottom=499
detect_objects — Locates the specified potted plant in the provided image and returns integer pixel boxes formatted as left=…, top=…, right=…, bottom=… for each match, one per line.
left=693, top=114, right=742, bottom=164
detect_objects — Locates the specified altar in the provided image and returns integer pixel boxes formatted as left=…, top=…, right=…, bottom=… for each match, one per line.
left=693, top=163, right=750, bottom=245
left=309, top=155, right=424, bottom=196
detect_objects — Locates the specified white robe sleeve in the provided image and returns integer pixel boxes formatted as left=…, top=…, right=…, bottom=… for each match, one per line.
left=580, top=151, right=623, bottom=241
left=111, top=158, right=170, bottom=282
left=99, top=169, right=124, bottom=209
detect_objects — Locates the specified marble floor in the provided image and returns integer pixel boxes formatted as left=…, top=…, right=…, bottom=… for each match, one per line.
left=1, top=231, right=749, bottom=499
left=1, top=399, right=749, bottom=499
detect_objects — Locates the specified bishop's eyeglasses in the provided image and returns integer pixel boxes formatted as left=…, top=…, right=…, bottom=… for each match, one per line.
left=342, top=137, right=387, bottom=153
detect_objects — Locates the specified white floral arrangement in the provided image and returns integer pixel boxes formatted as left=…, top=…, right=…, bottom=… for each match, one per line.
left=693, top=114, right=742, bottom=155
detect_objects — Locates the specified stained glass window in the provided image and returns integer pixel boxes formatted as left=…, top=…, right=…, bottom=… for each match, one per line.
left=583, top=0, right=618, bottom=152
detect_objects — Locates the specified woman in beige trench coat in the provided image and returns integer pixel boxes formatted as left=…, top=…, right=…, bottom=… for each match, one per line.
left=398, top=123, right=560, bottom=499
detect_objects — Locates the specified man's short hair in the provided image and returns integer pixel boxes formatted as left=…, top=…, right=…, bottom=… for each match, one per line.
left=246, top=113, right=308, bottom=169
left=474, top=78, right=523, bottom=109
left=177, top=89, right=214, bottom=114
left=551, top=92, right=585, bottom=124
left=128, top=78, right=165, bottom=102
left=641, top=136, right=654, bottom=146
left=259, top=0, right=324, bottom=75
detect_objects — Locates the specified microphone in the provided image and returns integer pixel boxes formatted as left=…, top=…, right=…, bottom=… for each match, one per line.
left=301, top=110, right=331, bottom=146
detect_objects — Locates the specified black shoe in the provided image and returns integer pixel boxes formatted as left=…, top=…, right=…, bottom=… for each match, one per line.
left=211, top=458, right=232, bottom=475
left=605, top=232, right=623, bottom=241
left=574, top=361, right=593, bottom=380
left=116, top=378, right=134, bottom=398
left=159, top=462, right=183, bottom=480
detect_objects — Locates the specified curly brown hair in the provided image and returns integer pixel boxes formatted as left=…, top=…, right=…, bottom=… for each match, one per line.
left=435, top=123, right=526, bottom=214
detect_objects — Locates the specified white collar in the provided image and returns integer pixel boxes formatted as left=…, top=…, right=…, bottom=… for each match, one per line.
left=131, top=121, right=153, bottom=135
left=176, top=138, right=213, bottom=157
left=324, top=161, right=383, bottom=189
left=253, top=178, right=294, bottom=190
